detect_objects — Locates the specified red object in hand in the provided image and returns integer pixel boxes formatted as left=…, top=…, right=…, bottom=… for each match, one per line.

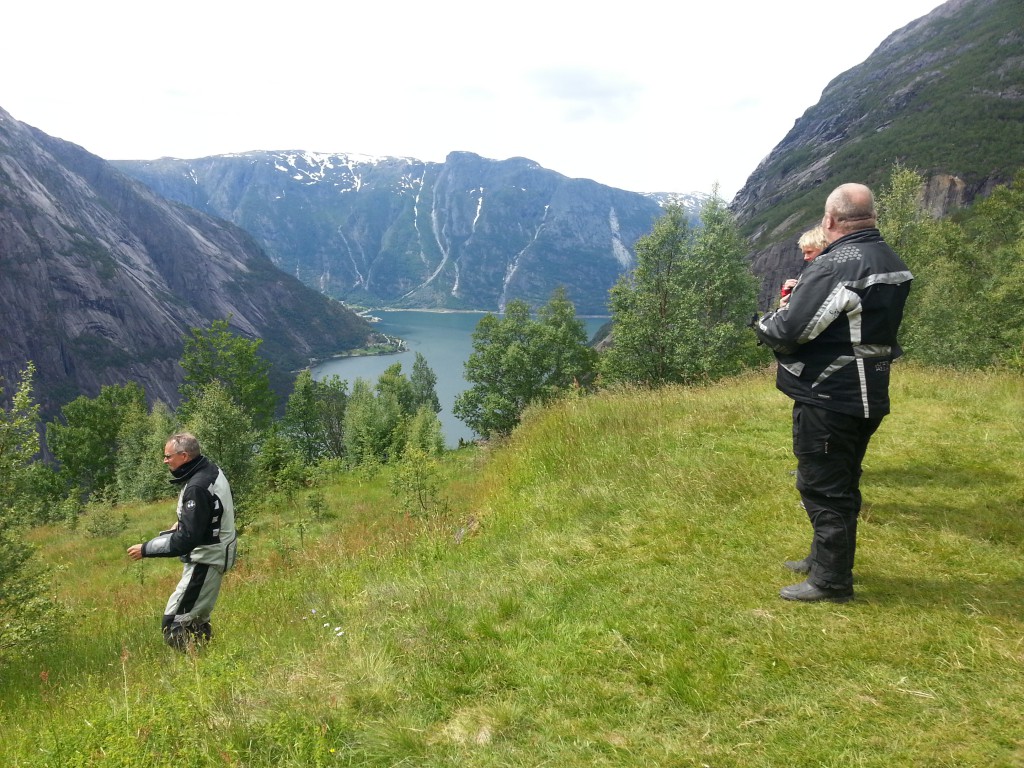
left=780, top=285, right=792, bottom=298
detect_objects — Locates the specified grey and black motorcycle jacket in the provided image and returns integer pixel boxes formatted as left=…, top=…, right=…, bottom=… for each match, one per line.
left=141, top=455, right=237, bottom=572
left=754, top=228, right=913, bottom=419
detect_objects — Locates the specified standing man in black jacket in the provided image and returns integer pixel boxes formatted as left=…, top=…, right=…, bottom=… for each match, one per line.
left=128, top=432, right=237, bottom=648
left=754, top=183, right=913, bottom=603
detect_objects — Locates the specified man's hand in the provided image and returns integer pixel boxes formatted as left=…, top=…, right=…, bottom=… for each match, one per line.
left=127, top=544, right=144, bottom=561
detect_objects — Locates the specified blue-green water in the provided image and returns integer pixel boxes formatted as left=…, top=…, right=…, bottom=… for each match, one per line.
left=312, top=311, right=608, bottom=446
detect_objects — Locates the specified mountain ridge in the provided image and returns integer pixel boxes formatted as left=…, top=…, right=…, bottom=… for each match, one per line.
left=728, top=0, right=1023, bottom=308
left=0, top=108, right=373, bottom=418
left=113, top=151, right=707, bottom=315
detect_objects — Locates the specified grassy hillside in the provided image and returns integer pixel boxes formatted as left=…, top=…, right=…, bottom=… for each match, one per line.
left=2, top=366, right=1023, bottom=766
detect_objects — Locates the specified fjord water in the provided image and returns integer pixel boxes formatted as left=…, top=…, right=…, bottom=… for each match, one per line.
left=312, top=310, right=608, bottom=446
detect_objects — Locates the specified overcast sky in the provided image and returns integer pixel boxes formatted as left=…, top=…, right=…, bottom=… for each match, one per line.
left=3, top=0, right=943, bottom=201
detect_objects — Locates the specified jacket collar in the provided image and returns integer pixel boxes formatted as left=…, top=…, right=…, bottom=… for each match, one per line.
left=169, top=454, right=208, bottom=485
left=824, top=227, right=883, bottom=253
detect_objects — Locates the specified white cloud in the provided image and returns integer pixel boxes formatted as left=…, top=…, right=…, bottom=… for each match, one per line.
left=1, top=0, right=944, bottom=199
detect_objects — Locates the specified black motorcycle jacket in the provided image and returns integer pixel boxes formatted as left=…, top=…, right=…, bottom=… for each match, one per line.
left=141, top=454, right=237, bottom=571
left=754, top=228, right=913, bottom=418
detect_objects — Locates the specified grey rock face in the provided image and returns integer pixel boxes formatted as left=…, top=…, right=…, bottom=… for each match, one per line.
left=0, top=108, right=372, bottom=417
left=728, top=0, right=1023, bottom=308
left=114, top=151, right=699, bottom=315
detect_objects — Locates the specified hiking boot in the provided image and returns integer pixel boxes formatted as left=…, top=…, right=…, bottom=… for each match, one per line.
left=779, top=580, right=853, bottom=603
left=164, top=620, right=213, bottom=652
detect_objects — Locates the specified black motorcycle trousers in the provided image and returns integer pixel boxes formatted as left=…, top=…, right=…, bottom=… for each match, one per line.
left=792, top=402, right=883, bottom=590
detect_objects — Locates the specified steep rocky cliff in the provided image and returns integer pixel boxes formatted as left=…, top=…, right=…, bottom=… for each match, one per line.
left=729, top=0, right=1023, bottom=307
left=0, top=108, right=372, bottom=417
left=114, top=152, right=704, bottom=315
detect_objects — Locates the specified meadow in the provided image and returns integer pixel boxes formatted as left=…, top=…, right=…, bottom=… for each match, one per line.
left=1, top=365, right=1022, bottom=767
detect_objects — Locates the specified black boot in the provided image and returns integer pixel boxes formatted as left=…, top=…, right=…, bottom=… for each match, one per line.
left=779, top=580, right=853, bottom=603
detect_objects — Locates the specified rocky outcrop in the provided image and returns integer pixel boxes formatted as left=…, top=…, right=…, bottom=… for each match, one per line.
left=114, top=152, right=704, bottom=315
left=0, top=107, right=372, bottom=418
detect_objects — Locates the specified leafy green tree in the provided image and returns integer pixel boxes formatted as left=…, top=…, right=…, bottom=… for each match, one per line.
left=178, top=318, right=276, bottom=428
left=0, top=364, right=45, bottom=522
left=282, top=370, right=322, bottom=464
left=0, top=364, right=61, bottom=662
left=343, top=378, right=405, bottom=467
left=601, top=204, right=696, bottom=385
left=880, top=165, right=1024, bottom=369
left=46, top=382, right=146, bottom=501
left=389, top=405, right=447, bottom=516
left=389, top=446, right=445, bottom=517
left=251, top=426, right=308, bottom=510
left=282, top=370, right=347, bottom=464
left=537, top=286, right=599, bottom=390
left=601, top=198, right=759, bottom=385
left=686, top=193, right=761, bottom=379
left=343, top=359, right=444, bottom=465
left=877, top=162, right=929, bottom=260
left=454, top=290, right=596, bottom=439
left=317, top=375, right=350, bottom=460
left=410, top=352, right=442, bottom=414
left=114, top=399, right=178, bottom=503
left=376, top=362, right=417, bottom=416
left=958, top=170, right=1024, bottom=369
left=183, top=381, right=258, bottom=518
left=404, top=405, right=445, bottom=457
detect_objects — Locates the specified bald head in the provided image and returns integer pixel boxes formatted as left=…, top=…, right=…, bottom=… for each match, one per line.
left=822, top=183, right=877, bottom=242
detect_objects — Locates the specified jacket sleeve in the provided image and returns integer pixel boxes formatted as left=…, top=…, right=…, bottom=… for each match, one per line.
left=754, top=262, right=852, bottom=354
left=141, top=486, right=213, bottom=558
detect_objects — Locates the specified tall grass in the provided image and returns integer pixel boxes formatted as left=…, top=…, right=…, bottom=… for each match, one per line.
left=2, top=365, right=1022, bottom=766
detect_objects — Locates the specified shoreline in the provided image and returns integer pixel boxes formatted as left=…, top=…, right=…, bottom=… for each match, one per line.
left=368, top=307, right=611, bottom=319
left=312, top=309, right=610, bottom=368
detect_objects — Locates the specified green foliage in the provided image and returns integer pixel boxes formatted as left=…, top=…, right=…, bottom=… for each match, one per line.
left=880, top=166, right=1024, bottom=369
left=114, top=399, right=178, bottom=504
left=252, top=427, right=309, bottom=512
left=454, top=289, right=597, bottom=439
left=305, top=486, right=328, bottom=522
left=342, top=358, right=444, bottom=467
left=0, top=524, right=58, bottom=665
left=390, top=405, right=447, bottom=516
left=389, top=446, right=447, bottom=517
left=183, top=381, right=258, bottom=525
left=602, top=198, right=759, bottom=385
left=20, top=461, right=76, bottom=525
left=282, top=370, right=349, bottom=463
left=536, top=286, right=599, bottom=389
left=178, top=317, right=276, bottom=428
left=404, top=405, right=446, bottom=458
left=343, top=378, right=406, bottom=467
left=376, top=362, right=417, bottom=416
left=688, top=194, right=762, bottom=377
left=0, top=364, right=45, bottom=524
left=410, top=352, right=442, bottom=414
left=876, top=162, right=928, bottom=258
left=46, top=382, right=146, bottom=501
left=81, top=494, right=129, bottom=538
left=0, top=364, right=61, bottom=663
left=601, top=205, right=694, bottom=385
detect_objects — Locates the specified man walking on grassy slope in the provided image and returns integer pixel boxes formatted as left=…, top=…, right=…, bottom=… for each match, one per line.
left=128, top=432, right=237, bottom=649
left=753, top=183, right=913, bottom=603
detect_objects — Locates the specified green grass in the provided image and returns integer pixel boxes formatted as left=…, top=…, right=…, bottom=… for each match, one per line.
left=2, top=365, right=1023, bottom=766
